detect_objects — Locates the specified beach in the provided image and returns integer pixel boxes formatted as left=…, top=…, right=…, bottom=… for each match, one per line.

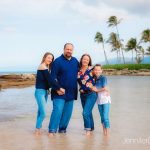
left=0, top=76, right=150, bottom=150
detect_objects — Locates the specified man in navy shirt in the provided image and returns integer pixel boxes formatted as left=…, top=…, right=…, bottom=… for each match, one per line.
left=48, top=43, right=79, bottom=135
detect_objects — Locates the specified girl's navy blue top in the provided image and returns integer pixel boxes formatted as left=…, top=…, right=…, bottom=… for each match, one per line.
left=35, top=69, right=52, bottom=90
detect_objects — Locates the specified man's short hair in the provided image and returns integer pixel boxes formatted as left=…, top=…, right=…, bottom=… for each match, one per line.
left=64, top=43, right=74, bottom=49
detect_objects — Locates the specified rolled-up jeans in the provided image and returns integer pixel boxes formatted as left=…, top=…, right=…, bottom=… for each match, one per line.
left=35, top=89, right=48, bottom=129
left=81, top=92, right=97, bottom=131
left=98, top=103, right=110, bottom=128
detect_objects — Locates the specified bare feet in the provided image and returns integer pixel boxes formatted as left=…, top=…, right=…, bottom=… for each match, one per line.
left=103, top=128, right=109, bottom=137
left=48, top=133, right=55, bottom=137
left=86, top=131, right=92, bottom=136
left=34, top=129, right=41, bottom=136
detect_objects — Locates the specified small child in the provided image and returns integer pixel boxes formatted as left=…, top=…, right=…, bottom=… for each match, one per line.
left=92, top=64, right=111, bottom=136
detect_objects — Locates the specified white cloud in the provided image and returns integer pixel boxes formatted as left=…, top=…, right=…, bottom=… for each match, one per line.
left=68, top=0, right=136, bottom=23
left=3, top=26, right=17, bottom=33
left=104, top=0, right=150, bottom=16
left=0, top=0, right=67, bottom=16
left=0, top=0, right=149, bottom=22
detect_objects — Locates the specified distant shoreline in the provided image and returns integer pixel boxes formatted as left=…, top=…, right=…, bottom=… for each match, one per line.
left=0, top=70, right=150, bottom=90
left=103, top=68, right=150, bottom=76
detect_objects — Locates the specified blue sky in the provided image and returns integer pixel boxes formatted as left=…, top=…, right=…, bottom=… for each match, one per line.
left=0, top=0, right=150, bottom=71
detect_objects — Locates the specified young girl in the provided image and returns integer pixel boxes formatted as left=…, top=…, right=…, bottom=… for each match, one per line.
left=92, top=64, right=111, bottom=136
left=34, top=52, right=54, bottom=136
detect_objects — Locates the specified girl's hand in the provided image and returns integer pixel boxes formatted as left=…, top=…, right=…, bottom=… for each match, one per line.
left=60, top=88, right=65, bottom=94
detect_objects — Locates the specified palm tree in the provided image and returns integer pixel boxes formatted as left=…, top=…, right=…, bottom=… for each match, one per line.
left=136, top=57, right=143, bottom=64
left=94, top=32, right=109, bottom=64
left=141, top=29, right=150, bottom=43
left=107, top=32, right=122, bottom=64
left=107, top=16, right=125, bottom=64
left=137, top=45, right=145, bottom=61
left=107, top=16, right=122, bottom=28
left=125, top=38, right=137, bottom=63
left=145, top=47, right=150, bottom=55
left=141, top=29, right=150, bottom=59
left=126, top=38, right=145, bottom=64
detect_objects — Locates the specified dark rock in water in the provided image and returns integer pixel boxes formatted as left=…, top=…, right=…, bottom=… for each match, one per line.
left=0, top=74, right=36, bottom=89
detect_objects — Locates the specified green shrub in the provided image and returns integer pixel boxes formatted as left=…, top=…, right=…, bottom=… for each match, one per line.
left=102, top=64, right=150, bottom=70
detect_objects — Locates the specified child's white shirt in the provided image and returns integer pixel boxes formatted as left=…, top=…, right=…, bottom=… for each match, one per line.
left=97, top=91, right=111, bottom=105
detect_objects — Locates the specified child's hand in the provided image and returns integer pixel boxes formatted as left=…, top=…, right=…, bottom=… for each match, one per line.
left=105, top=91, right=110, bottom=96
left=104, top=87, right=109, bottom=93
left=91, top=86, right=98, bottom=92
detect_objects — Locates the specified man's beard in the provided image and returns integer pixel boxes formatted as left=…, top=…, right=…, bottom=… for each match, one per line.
left=64, top=53, right=72, bottom=58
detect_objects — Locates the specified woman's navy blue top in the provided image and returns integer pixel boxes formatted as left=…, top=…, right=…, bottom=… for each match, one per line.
left=35, top=69, right=52, bottom=90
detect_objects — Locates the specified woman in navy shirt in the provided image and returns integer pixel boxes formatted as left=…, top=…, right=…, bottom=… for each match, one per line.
left=34, top=52, right=54, bottom=136
left=77, top=54, right=97, bottom=136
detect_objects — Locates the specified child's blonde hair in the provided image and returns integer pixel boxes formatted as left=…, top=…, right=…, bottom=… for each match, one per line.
left=93, top=64, right=102, bottom=69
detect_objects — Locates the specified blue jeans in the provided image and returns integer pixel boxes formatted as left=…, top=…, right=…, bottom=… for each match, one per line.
left=35, top=89, right=48, bottom=129
left=98, top=104, right=110, bottom=128
left=80, top=92, right=97, bottom=131
left=48, top=99, right=74, bottom=133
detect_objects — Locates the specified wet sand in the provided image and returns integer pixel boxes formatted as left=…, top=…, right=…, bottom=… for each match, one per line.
left=0, top=114, right=150, bottom=150
left=0, top=76, right=150, bottom=150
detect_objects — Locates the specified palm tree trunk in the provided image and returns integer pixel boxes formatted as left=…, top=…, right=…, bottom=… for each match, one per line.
left=135, top=48, right=138, bottom=63
left=120, top=47, right=125, bottom=64
left=102, top=43, right=109, bottom=65
left=142, top=50, right=145, bottom=61
left=132, top=49, right=134, bottom=63
left=118, top=49, right=121, bottom=62
left=117, top=50, right=119, bottom=64
left=116, top=26, right=125, bottom=64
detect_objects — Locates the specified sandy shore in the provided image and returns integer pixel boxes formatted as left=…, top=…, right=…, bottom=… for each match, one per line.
left=0, top=112, right=150, bottom=150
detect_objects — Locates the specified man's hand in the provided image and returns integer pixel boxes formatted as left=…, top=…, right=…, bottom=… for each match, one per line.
left=57, top=88, right=65, bottom=95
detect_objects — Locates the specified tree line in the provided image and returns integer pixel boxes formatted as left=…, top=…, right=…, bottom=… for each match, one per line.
left=94, top=16, right=150, bottom=64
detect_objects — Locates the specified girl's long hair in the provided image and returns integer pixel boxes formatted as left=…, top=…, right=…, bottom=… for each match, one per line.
left=41, top=52, right=54, bottom=71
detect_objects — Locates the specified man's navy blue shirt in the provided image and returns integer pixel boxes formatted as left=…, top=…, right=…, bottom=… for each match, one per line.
left=51, top=54, right=79, bottom=101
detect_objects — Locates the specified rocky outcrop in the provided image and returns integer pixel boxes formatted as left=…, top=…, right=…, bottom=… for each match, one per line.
left=0, top=74, right=35, bottom=80
left=0, top=74, right=36, bottom=89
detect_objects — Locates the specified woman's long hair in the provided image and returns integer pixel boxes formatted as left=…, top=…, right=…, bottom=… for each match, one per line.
left=41, top=52, right=54, bottom=71
left=79, top=54, right=92, bottom=68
